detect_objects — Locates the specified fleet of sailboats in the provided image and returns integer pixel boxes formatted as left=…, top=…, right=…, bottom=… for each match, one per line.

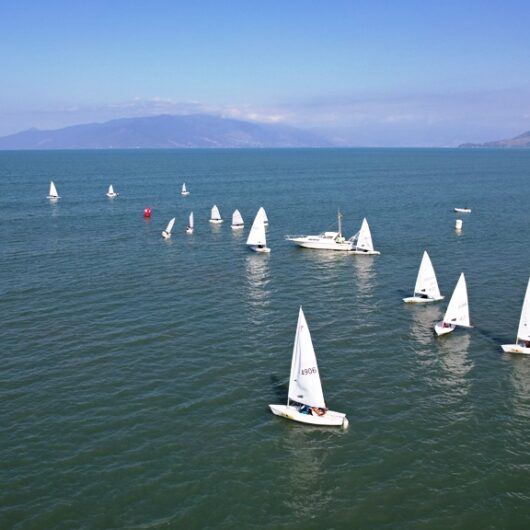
left=246, top=209, right=270, bottom=253
left=231, top=209, right=244, bottom=229
left=106, top=184, right=118, bottom=198
left=502, top=278, right=530, bottom=354
left=47, top=181, right=60, bottom=200
left=269, top=307, right=349, bottom=428
left=434, top=273, right=471, bottom=336
left=403, top=251, right=444, bottom=304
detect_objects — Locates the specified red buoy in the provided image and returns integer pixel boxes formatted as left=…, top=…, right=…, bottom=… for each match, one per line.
left=144, top=207, right=151, bottom=218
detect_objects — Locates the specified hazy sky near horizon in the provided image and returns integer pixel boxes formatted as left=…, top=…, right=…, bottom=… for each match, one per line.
left=1, top=0, right=529, bottom=145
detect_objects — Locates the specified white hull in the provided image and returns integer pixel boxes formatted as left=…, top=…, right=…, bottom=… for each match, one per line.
left=248, top=245, right=271, bottom=253
left=106, top=193, right=118, bottom=198
left=287, top=237, right=353, bottom=251
left=181, top=191, right=190, bottom=196
left=350, top=249, right=380, bottom=255
left=434, top=321, right=456, bottom=336
left=269, top=404, right=348, bottom=428
left=501, top=344, right=530, bottom=354
left=162, top=231, right=171, bottom=239
left=231, top=224, right=244, bottom=230
left=209, top=219, right=223, bottom=224
left=454, top=208, right=471, bottom=213
left=186, top=227, right=194, bottom=234
left=47, top=195, right=60, bottom=200
left=403, top=295, right=444, bottom=304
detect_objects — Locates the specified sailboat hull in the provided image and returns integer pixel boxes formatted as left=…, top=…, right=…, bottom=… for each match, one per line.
left=162, top=231, right=171, bottom=239
left=434, top=321, right=456, bottom=336
left=248, top=245, right=271, bottom=253
left=209, top=219, right=223, bottom=224
left=403, top=295, right=444, bottom=304
left=501, top=344, right=530, bottom=354
left=231, top=224, right=244, bottom=230
left=350, top=249, right=380, bottom=255
left=269, top=405, right=348, bottom=428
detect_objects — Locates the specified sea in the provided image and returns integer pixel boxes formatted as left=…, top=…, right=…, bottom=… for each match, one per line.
left=1, top=148, right=529, bottom=529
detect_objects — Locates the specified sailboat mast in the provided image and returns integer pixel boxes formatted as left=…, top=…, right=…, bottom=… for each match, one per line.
left=337, top=209, right=343, bottom=237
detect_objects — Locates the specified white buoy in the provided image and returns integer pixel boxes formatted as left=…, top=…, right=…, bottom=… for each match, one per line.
left=455, top=219, right=463, bottom=231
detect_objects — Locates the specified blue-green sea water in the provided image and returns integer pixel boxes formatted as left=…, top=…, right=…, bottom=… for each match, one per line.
left=1, top=148, right=530, bottom=529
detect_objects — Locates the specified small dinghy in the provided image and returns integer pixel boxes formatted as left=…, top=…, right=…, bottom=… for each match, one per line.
left=349, top=218, right=380, bottom=255
left=162, top=217, right=175, bottom=239
left=269, top=307, right=348, bottom=429
left=434, top=272, right=471, bottom=336
left=403, top=251, right=444, bottom=303
left=106, top=184, right=118, bottom=198
left=502, top=278, right=530, bottom=354
left=186, top=212, right=194, bottom=234
left=181, top=183, right=190, bottom=196
left=209, top=205, right=223, bottom=224
left=231, top=209, right=244, bottom=229
left=246, top=209, right=270, bottom=253
left=47, top=180, right=60, bottom=200
left=454, top=207, right=471, bottom=213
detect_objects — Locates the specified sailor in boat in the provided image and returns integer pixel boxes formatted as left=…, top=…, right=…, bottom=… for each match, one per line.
left=311, top=407, right=326, bottom=417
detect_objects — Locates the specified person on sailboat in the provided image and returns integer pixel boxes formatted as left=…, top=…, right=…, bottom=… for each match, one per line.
left=311, top=407, right=326, bottom=416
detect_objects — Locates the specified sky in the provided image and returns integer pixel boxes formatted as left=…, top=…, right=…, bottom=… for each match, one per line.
left=0, top=0, right=529, bottom=146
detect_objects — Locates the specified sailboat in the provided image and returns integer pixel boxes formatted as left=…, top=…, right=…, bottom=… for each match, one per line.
left=231, top=209, right=244, bottom=229
left=434, top=272, right=471, bottom=336
left=209, top=205, right=223, bottom=224
left=162, top=217, right=175, bottom=239
left=106, top=184, right=118, bottom=198
left=349, top=218, right=380, bottom=255
left=403, top=251, right=444, bottom=303
left=454, top=207, right=471, bottom=213
left=502, top=278, right=530, bottom=354
left=246, top=209, right=270, bottom=253
left=269, top=307, right=349, bottom=428
left=181, top=183, right=190, bottom=196
left=47, top=180, right=60, bottom=200
left=257, top=206, right=269, bottom=226
left=186, top=212, right=194, bottom=234
left=286, top=210, right=354, bottom=251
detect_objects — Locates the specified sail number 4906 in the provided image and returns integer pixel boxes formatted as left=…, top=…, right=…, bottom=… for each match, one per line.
left=301, top=367, right=317, bottom=375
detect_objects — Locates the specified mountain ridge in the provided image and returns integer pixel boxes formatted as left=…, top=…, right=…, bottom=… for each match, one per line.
left=459, top=130, right=530, bottom=148
left=0, top=114, right=336, bottom=149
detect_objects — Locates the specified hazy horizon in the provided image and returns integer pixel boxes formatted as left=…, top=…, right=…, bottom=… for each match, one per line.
left=1, top=0, right=529, bottom=146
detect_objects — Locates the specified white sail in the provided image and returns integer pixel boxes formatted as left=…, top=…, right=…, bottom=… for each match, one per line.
left=257, top=206, right=268, bottom=225
left=232, top=209, right=244, bottom=227
left=517, top=278, right=530, bottom=342
left=352, top=218, right=374, bottom=252
left=288, top=307, right=326, bottom=409
left=210, top=205, right=222, bottom=221
left=188, top=211, right=194, bottom=229
left=165, top=217, right=175, bottom=234
left=108, top=185, right=114, bottom=195
left=246, top=210, right=267, bottom=247
left=443, top=273, right=470, bottom=327
left=48, top=180, right=59, bottom=198
left=182, top=183, right=187, bottom=193
left=414, top=251, right=442, bottom=299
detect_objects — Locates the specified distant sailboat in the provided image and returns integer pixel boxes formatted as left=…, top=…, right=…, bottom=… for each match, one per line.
left=269, top=307, right=349, bottom=428
left=209, top=205, right=223, bottom=224
left=106, top=184, right=118, bottom=198
left=434, top=273, right=471, bottom=336
left=47, top=180, right=60, bottom=200
left=502, top=278, right=530, bottom=354
left=403, top=251, right=444, bottom=303
left=162, top=217, right=175, bottom=239
left=246, top=209, right=270, bottom=253
left=454, top=207, right=471, bottom=213
left=231, top=209, right=244, bottom=229
left=181, top=183, right=190, bottom=196
left=349, top=218, right=380, bottom=255
left=186, top=212, right=194, bottom=234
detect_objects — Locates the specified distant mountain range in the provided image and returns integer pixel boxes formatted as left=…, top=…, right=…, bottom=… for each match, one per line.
left=459, top=130, right=530, bottom=148
left=0, top=114, right=336, bottom=149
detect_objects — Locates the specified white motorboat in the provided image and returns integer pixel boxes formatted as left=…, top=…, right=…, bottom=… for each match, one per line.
left=186, top=212, right=194, bottom=234
left=269, top=307, right=348, bottom=428
left=47, top=180, right=60, bottom=200
left=286, top=210, right=354, bottom=251
left=502, top=278, right=530, bottom=354
left=403, top=251, right=444, bottom=303
left=162, top=217, right=175, bottom=239
left=434, top=272, right=471, bottom=336
left=209, top=205, right=223, bottom=224
left=231, top=209, right=244, bottom=229
left=246, top=209, right=270, bottom=253
left=106, top=184, right=118, bottom=198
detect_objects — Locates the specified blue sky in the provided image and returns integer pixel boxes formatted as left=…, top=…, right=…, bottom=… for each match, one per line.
left=1, top=0, right=529, bottom=145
